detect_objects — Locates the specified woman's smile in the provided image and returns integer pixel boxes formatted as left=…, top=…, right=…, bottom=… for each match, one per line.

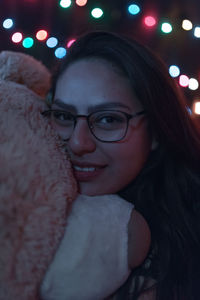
left=72, top=160, right=107, bottom=182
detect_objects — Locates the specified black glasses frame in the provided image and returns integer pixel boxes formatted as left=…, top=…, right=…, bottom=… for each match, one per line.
left=41, top=109, right=146, bottom=142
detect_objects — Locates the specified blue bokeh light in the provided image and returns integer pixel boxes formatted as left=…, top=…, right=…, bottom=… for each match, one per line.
left=128, top=4, right=140, bottom=15
left=169, top=65, right=180, bottom=78
left=3, top=18, right=14, bottom=29
left=46, top=37, right=58, bottom=48
left=55, top=47, right=67, bottom=58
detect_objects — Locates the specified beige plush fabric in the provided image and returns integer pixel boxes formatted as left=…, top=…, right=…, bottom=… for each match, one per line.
left=0, top=52, right=77, bottom=300
left=0, top=51, right=51, bottom=98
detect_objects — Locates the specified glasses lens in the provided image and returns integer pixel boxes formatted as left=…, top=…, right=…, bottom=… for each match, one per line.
left=49, top=110, right=74, bottom=140
left=89, top=111, right=127, bottom=142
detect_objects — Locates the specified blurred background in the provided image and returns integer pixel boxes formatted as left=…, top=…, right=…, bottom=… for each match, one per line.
left=1, top=0, right=200, bottom=114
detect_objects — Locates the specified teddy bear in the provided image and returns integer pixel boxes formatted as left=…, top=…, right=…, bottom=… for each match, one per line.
left=0, top=51, right=78, bottom=300
left=0, top=50, right=151, bottom=300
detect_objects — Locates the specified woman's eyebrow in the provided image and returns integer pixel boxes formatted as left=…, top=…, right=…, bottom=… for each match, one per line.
left=53, top=99, right=131, bottom=113
left=87, top=102, right=131, bottom=113
left=52, top=99, right=77, bottom=113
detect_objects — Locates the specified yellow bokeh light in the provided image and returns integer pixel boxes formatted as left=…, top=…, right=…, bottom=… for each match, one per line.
left=182, top=19, right=193, bottom=31
left=194, top=101, right=200, bottom=115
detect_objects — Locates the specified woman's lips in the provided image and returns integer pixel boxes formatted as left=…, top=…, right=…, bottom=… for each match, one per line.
left=72, top=161, right=106, bottom=182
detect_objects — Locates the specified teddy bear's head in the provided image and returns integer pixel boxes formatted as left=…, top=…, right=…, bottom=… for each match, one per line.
left=0, top=51, right=77, bottom=300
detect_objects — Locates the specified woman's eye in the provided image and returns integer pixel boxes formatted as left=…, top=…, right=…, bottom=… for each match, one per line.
left=54, top=112, right=65, bottom=120
left=97, top=115, right=124, bottom=124
left=100, top=116, right=115, bottom=123
left=93, top=113, right=125, bottom=131
left=53, top=111, right=72, bottom=120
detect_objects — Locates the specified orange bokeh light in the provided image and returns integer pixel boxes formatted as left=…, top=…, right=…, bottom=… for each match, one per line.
left=76, top=0, right=87, bottom=6
left=36, top=30, right=48, bottom=41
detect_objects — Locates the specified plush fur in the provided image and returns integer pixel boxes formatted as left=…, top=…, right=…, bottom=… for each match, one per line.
left=0, top=52, right=77, bottom=300
left=0, top=51, right=51, bottom=98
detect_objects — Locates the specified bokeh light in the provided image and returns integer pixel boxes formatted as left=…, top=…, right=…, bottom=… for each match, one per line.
left=55, top=47, right=67, bottom=58
left=12, top=32, right=23, bottom=43
left=91, top=8, right=104, bottom=18
left=36, top=30, right=48, bottom=41
left=46, top=37, right=58, bottom=48
left=128, top=4, right=140, bottom=15
left=144, top=16, right=156, bottom=27
left=161, top=22, right=173, bottom=33
left=194, top=26, right=200, bottom=38
left=3, top=18, right=14, bottom=29
left=169, top=65, right=180, bottom=78
left=76, top=0, right=87, bottom=6
left=67, top=38, right=76, bottom=48
left=188, top=78, right=199, bottom=90
left=22, top=37, right=34, bottom=48
left=182, top=19, right=193, bottom=31
left=60, top=0, right=72, bottom=8
left=186, top=106, right=192, bottom=115
left=193, top=101, right=200, bottom=115
left=179, top=75, right=189, bottom=87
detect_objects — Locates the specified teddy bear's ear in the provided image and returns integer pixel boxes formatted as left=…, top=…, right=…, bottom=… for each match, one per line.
left=0, top=51, right=51, bottom=98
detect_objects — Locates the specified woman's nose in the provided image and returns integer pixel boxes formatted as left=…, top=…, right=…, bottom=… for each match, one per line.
left=67, top=119, right=96, bottom=156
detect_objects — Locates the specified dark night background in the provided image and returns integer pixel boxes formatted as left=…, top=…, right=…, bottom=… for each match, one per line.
left=1, top=0, right=200, bottom=107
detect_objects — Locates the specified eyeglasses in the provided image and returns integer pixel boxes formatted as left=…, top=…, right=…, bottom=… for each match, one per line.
left=41, top=109, right=146, bottom=142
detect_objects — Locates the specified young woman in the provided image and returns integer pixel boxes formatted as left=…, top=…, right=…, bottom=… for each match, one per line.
left=42, top=31, right=200, bottom=300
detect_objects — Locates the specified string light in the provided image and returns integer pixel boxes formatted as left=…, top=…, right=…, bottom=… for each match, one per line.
left=60, top=0, right=72, bottom=8
left=22, top=37, right=34, bottom=48
left=182, top=19, right=193, bottom=31
left=3, top=18, right=14, bottom=29
left=179, top=75, right=189, bottom=87
left=161, top=22, right=173, bottom=33
left=46, top=37, right=58, bottom=48
left=193, top=101, right=200, bottom=115
left=12, top=32, right=23, bottom=43
left=91, top=8, right=104, bottom=18
left=188, top=78, right=199, bottom=90
left=76, top=0, right=87, bottom=7
left=55, top=47, right=67, bottom=58
left=194, top=26, right=200, bottom=38
left=67, top=38, right=76, bottom=48
left=3, top=3, right=200, bottom=97
left=144, top=16, right=156, bottom=27
left=128, top=4, right=140, bottom=15
left=169, top=65, right=180, bottom=77
left=36, top=30, right=48, bottom=41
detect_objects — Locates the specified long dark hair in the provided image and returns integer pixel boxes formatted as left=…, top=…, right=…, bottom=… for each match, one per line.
left=51, top=31, right=200, bottom=300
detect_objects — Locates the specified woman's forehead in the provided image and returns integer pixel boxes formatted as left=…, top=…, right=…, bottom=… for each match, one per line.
left=55, top=59, right=143, bottom=113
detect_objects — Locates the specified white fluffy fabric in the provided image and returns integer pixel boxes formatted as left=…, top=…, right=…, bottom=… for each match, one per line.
left=40, top=194, right=134, bottom=300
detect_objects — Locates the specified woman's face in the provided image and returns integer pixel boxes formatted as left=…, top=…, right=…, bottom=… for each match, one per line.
left=53, top=59, right=152, bottom=196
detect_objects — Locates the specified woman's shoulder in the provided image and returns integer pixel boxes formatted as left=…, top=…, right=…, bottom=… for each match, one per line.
left=128, top=209, right=151, bottom=269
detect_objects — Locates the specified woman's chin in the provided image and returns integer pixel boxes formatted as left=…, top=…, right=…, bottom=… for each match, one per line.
left=78, top=182, right=113, bottom=196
